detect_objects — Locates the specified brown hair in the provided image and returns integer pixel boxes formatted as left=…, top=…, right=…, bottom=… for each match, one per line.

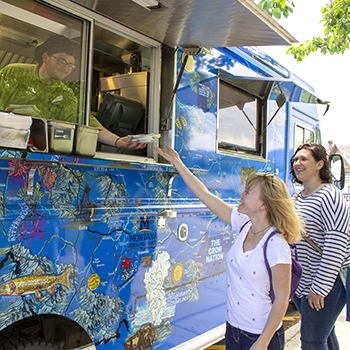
left=290, top=143, right=332, bottom=184
left=35, top=35, right=78, bottom=66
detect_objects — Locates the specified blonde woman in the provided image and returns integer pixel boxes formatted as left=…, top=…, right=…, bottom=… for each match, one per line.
left=154, top=146, right=302, bottom=350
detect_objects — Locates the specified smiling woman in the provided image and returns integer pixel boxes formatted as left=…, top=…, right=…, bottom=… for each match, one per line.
left=153, top=145, right=303, bottom=350
left=291, top=143, right=332, bottom=191
left=290, top=142, right=350, bottom=350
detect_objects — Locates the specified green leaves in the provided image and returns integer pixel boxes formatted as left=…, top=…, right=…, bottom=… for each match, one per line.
left=258, top=0, right=295, bottom=19
left=257, top=0, right=350, bottom=61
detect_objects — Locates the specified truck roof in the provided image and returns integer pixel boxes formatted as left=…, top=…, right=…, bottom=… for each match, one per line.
left=73, top=0, right=297, bottom=48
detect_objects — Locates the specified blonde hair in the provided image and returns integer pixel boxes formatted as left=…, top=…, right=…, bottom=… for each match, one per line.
left=245, top=173, right=303, bottom=243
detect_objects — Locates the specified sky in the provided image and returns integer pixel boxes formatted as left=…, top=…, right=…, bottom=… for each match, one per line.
left=259, top=0, right=350, bottom=148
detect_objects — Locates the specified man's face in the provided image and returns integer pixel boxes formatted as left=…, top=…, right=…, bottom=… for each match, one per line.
left=42, top=52, right=75, bottom=80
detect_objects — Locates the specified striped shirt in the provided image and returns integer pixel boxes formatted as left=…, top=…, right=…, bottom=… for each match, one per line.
left=294, top=184, right=350, bottom=297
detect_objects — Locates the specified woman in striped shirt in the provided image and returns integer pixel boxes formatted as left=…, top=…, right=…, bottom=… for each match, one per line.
left=290, top=143, right=350, bottom=350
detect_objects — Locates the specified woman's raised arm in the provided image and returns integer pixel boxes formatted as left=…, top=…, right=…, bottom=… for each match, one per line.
left=154, top=146, right=232, bottom=225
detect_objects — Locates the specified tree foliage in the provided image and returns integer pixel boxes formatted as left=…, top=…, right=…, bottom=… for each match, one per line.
left=257, top=0, right=350, bottom=61
left=258, top=0, right=295, bottom=19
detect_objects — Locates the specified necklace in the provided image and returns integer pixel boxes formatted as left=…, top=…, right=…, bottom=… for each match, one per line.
left=250, top=225, right=271, bottom=235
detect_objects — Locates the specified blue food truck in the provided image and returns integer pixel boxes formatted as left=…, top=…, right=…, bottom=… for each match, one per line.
left=0, top=0, right=342, bottom=349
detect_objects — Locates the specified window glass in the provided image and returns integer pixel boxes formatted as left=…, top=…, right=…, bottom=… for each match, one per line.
left=304, top=128, right=314, bottom=144
left=293, top=124, right=315, bottom=191
left=294, top=125, right=314, bottom=150
left=0, top=0, right=87, bottom=124
left=295, top=126, right=304, bottom=150
left=91, top=25, right=151, bottom=155
left=316, top=128, right=321, bottom=144
left=218, top=81, right=258, bottom=152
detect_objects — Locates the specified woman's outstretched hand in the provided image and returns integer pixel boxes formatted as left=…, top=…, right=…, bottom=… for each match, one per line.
left=153, top=146, right=181, bottom=165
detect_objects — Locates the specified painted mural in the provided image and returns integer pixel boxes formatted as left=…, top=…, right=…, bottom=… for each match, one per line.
left=0, top=151, right=238, bottom=349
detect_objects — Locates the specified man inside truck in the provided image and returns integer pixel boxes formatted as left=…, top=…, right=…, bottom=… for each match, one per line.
left=0, top=34, right=146, bottom=151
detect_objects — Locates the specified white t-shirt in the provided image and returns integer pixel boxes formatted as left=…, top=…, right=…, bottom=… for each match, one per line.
left=226, top=208, right=291, bottom=334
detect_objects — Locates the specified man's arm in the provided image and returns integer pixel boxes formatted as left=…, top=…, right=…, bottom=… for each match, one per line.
left=97, top=125, right=146, bottom=150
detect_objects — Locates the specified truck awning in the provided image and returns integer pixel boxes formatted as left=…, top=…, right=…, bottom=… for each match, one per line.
left=217, top=70, right=329, bottom=105
left=72, top=0, right=297, bottom=48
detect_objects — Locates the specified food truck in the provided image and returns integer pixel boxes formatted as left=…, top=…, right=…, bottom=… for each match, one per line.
left=0, top=0, right=341, bottom=349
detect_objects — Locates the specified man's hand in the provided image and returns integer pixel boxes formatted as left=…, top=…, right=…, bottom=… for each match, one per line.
left=117, top=136, right=146, bottom=150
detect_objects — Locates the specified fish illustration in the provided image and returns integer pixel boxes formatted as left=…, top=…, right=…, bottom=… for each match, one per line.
left=0, top=266, right=70, bottom=301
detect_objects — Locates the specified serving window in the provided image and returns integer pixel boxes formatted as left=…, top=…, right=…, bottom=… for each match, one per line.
left=90, top=24, right=152, bottom=156
left=0, top=0, right=161, bottom=160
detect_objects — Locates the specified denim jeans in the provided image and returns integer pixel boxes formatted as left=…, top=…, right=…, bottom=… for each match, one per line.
left=292, top=276, right=346, bottom=350
left=225, top=322, right=284, bottom=350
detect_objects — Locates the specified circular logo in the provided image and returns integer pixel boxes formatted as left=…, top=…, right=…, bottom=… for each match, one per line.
left=172, top=262, right=184, bottom=284
left=88, top=273, right=100, bottom=291
left=177, top=223, right=188, bottom=241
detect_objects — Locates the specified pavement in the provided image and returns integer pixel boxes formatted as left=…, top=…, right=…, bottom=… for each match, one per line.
left=285, top=307, right=349, bottom=350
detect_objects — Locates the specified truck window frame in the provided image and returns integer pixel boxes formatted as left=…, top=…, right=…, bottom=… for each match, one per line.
left=294, top=124, right=315, bottom=150
left=54, top=0, right=162, bottom=161
left=0, top=0, right=162, bottom=162
left=217, top=78, right=265, bottom=158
